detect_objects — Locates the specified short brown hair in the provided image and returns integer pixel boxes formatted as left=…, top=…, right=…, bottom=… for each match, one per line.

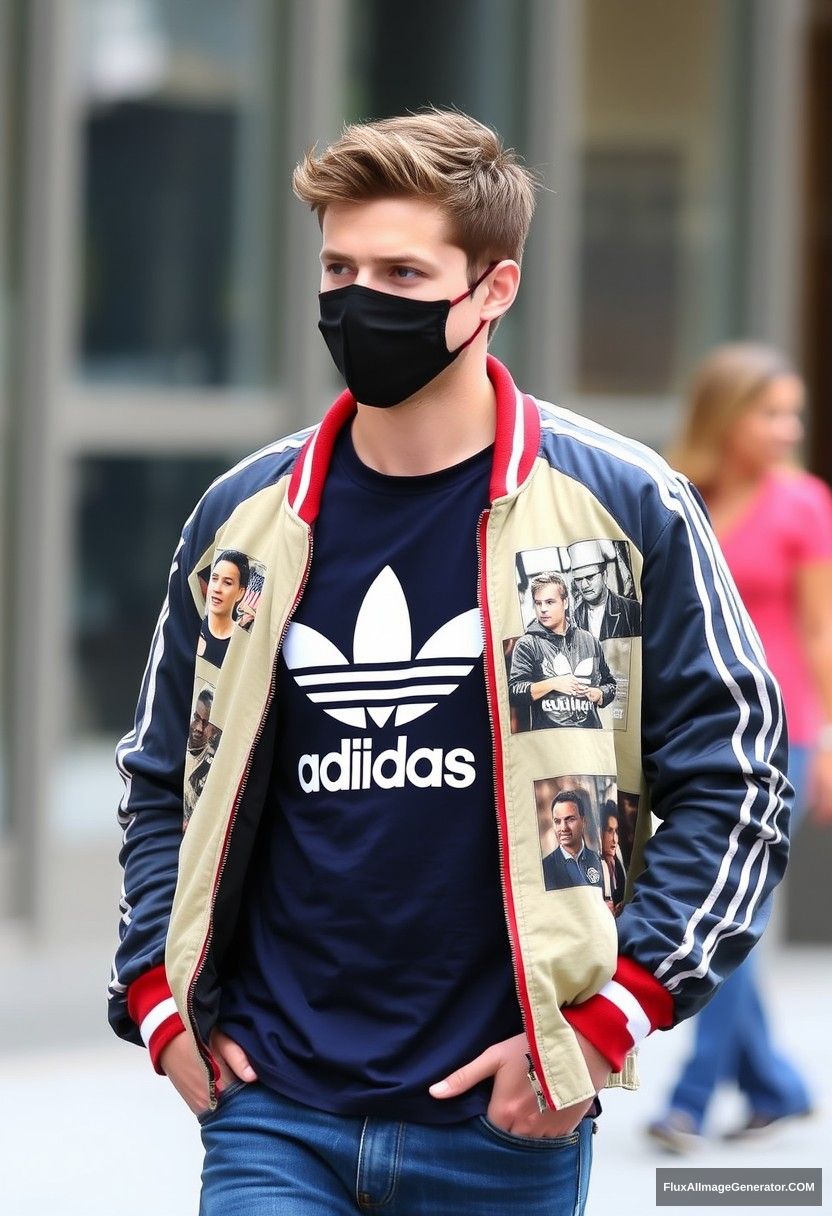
left=292, top=108, right=538, bottom=273
left=530, top=572, right=568, bottom=602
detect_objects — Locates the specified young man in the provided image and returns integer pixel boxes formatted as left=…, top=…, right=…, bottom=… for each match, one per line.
left=542, top=789, right=603, bottom=892
left=509, top=571, right=616, bottom=729
left=109, top=111, right=790, bottom=1215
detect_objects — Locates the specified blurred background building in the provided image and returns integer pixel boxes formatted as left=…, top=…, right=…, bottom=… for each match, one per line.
left=0, top=0, right=830, bottom=956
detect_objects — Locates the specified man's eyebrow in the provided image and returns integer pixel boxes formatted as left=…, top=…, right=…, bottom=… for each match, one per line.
left=319, top=248, right=350, bottom=264
left=319, top=248, right=436, bottom=268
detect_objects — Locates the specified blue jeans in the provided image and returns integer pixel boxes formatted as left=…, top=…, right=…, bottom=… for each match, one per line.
left=665, top=744, right=813, bottom=1129
left=199, top=1083, right=595, bottom=1215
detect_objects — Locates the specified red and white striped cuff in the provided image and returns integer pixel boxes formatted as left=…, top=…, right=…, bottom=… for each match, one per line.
left=127, top=965, right=187, bottom=1074
left=562, top=956, right=674, bottom=1072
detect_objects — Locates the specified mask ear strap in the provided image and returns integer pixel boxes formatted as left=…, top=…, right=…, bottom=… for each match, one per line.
left=449, top=260, right=498, bottom=306
left=455, top=317, right=489, bottom=351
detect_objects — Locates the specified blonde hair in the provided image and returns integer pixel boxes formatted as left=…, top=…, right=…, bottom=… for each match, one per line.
left=669, top=342, right=796, bottom=492
left=292, top=108, right=538, bottom=273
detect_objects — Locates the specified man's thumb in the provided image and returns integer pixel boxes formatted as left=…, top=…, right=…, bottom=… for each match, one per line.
left=429, top=1048, right=496, bottom=1099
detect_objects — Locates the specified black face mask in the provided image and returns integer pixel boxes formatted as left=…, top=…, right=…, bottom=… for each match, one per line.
left=318, top=263, right=496, bottom=407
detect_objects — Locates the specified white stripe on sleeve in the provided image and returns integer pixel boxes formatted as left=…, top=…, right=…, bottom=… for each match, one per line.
left=140, top=998, right=179, bottom=1048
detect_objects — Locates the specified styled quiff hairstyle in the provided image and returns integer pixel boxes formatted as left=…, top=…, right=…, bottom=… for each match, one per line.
left=668, top=343, right=797, bottom=493
left=292, top=108, right=538, bottom=273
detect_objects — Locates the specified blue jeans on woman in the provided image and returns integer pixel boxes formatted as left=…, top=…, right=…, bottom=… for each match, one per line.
left=199, top=1082, right=595, bottom=1215
left=663, top=744, right=813, bottom=1131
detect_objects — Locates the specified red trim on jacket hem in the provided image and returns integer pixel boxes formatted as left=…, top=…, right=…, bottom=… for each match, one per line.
left=127, top=965, right=187, bottom=1074
left=562, top=956, right=674, bottom=1073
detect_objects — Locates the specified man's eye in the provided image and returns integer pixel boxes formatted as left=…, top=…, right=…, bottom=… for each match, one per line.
left=392, top=266, right=419, bottom=279
left=325, top=263, right=350, bottom=276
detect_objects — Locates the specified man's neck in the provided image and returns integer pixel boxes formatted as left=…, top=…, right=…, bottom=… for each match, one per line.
left=350, top=352, right=496, bottom=477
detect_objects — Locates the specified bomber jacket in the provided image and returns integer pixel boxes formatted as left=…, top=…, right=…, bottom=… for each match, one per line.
left=109, top=356, right=791, bottom=1113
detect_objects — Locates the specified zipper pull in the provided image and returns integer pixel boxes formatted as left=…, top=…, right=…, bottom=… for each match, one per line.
left=525, top=1051, right=548, bottom=1114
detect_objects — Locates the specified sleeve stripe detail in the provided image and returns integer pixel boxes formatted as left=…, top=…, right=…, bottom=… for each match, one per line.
left=597, top=980, right=651, bottom=1045
left=538, top=406, right=788, bottom=986
left=139, top=998, right=179, bottom=1047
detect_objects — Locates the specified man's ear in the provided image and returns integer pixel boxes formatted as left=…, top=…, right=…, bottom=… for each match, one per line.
left=480, top=260, right=521, bottom=322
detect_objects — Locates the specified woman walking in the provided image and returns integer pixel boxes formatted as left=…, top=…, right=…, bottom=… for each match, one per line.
left=648, top=343, right=832, bottom=1150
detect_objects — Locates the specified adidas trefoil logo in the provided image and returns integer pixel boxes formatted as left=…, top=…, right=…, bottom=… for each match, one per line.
left=283, top=566, right=484, bottom=729
left=542, top=653, right=594, bottom=686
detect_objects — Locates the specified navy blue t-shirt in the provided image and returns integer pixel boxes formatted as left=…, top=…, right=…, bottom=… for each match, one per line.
left=219, top=428, right=522, bottom=1121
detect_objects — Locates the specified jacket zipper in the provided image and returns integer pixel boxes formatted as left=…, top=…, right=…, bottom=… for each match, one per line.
left=476, top=508, right=554, bottom=1111
left=187, top=529, right=315, bottom=1104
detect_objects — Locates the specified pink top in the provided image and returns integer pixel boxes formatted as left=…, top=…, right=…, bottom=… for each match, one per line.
left=716, top=470, right=832, bottom=745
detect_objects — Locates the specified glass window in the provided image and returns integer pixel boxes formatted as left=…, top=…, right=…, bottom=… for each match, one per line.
left=58, top=455, right=238, bottom=836
left=77, top=0, right=285, bottom=388
left=71, top=454, right=238, bottom=735
left=577, top=0, right=750, bottom=395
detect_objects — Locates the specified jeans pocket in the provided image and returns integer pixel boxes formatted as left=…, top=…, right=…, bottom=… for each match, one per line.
left=197, top=1077, right=250, bottom=1125
left=477, top=1114, right=581, bottom=1150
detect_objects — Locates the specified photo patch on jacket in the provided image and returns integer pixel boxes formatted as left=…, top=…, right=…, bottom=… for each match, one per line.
left=183, top=677, right=223, bottom=828
left=534, top=774, right=628, bottom=913
left=196, top=547, right=267, bottom=669
left=506, top=541, right=639, bottom=732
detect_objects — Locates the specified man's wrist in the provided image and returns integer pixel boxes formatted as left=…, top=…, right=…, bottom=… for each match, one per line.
left=572, top=1028, right=612, bottom=1091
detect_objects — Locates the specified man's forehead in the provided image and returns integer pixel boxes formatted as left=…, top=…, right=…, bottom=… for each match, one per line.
left=572, top=564, right=604, bottom=577
left=321, top=198, right=460, bottom=260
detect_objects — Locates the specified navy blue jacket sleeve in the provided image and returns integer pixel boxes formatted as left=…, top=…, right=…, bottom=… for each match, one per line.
left=616, top=478, right=791, bottom=1022
left=107, top=505, right=204, bottom=1045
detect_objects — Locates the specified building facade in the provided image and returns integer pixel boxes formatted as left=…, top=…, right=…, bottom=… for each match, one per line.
left=0, top=0, right=827, bottom=943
